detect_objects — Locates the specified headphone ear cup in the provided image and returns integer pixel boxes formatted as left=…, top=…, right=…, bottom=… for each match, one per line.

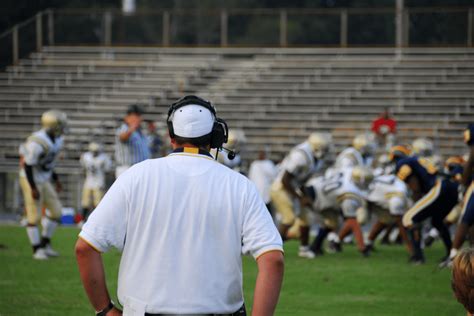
left=167, top=120, right=174, bottom=138
left=210, top=122, right=226, bottom=149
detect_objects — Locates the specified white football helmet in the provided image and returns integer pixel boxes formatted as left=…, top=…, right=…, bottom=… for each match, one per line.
left=41, top=110, right=68, bottom=136
left=351, top=166, right=374, bottom=189
left=353, top=134, right=376, bottom=156
left=308, top=132, right=331, bottom=159
left=412, top=138, right=433, bottom=157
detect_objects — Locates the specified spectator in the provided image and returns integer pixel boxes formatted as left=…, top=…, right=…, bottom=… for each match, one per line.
left=372, top=108, right=397, bottom=150
left=451, top=248, right=474, bottom=315
left=248, top=149, right=278, bottom=216
left=114, top=104, right=150, bottom=177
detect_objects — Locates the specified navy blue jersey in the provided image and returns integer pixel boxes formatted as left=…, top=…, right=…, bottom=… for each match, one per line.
left=465, top=123, right=474, bottom=146
left=396, top=156, right=438, bottom=194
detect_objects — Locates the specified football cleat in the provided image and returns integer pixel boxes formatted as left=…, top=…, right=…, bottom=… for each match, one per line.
left=33, top=248, right=49, bottom=260
left=328, top=240, right=342, bottom=253
left=361, top=246, right=371, bottom=257
left=424, top=235, right=435, bottom=247
left=298, top=246, right=316, bottom=259
left=44, top=244, right=59, bottom=257
left=408, top=255, right=425, bottom=265
left=438, top=257, right=453, bottom=269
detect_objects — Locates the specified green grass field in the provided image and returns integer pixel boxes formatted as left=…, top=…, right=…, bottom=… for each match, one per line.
left=0, top=225, right=464, bottom=315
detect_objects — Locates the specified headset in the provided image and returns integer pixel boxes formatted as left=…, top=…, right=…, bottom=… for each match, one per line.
left=167, top=95, right=235, bottom=160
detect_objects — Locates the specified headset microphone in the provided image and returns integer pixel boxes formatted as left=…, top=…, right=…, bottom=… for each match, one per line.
left=222, top=147, right=236, bottom=160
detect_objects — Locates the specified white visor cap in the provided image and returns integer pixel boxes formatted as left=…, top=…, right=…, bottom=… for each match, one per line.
left=171, top=104, right=215, bottom=138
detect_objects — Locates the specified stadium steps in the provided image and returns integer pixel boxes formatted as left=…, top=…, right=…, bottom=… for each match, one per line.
left=1, top=46, right=473, bottom=209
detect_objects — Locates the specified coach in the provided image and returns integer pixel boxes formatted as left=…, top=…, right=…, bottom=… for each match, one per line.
left=114, top=104, right=150, bottom=178
left=75, top=95, right=284, bottom=316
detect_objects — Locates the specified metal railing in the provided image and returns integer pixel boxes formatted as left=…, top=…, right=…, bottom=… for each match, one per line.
left=1, top=7, right=473, bottom=69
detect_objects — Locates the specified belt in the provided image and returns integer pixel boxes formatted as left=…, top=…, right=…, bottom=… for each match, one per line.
left=145, top=304, right=246, bottom=316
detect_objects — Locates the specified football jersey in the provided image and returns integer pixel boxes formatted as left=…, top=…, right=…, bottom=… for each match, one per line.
left=80, top=151, right=112, bottom=189
left=368, top=174, right=407, bottom=215
left=306, top=169, right=364, bottom=212
left=274, top=141, right=320, bottom=188
left=19, top=129, right=63, bottom=184
left=395, top=156, right=437, bottom=194
left=465, top=123, right=474, bottom=146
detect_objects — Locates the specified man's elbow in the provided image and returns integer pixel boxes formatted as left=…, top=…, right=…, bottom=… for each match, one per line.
left=75, top=238, right=97, bottom=259
left=259, top=251, right=285, bottom=271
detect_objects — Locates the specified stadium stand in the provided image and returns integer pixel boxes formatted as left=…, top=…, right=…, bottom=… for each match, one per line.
left=1, top=46, right=473, bottom=208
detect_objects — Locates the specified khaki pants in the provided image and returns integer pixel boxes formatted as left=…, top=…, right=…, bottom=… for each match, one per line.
left=270, top=183, right=308, bottom=226
left=19, top=176, right=62, bottom=225
left=81, top=187, right=104, bottom=208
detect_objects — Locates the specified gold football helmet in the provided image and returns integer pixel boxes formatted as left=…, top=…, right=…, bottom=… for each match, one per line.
left=88, top=142, right=101, bottom=153
left=352, top=134, right=375, bottom=156
left=308, top=132, right=331, bottom=159
left=412, top=138, right=433, bottom=157
left=351, top=166, right=374, bottom=189
left=41, top=110, right=68, bottom=136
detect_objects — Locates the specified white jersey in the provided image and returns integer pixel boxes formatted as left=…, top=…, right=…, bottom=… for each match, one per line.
left=335, top=147, right=373, bottom=169
left=19, top=129, right=63, bottom=184
left=274, top=141, right=319, bottom=188
left=80, top=152, right=112, bottom=189
left=79, top=149, right=282, bottom=314
left=306, top=169, right=364, bottom=212
left=248, top=159, right=277, bottom=204
left=367, top=174, right=408, bottom=216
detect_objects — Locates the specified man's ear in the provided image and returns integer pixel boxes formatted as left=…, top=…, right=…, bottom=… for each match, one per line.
left=169, top=136, right=177, bottom=147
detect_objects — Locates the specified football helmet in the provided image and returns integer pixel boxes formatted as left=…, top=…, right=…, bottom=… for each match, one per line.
left=389, top=145, right=412, bottom=162
left=353, top=134, right=375, bottom=156
left=41, top=110, right=68, bottom=136
left=412, top=138, right=433, bottom=157
left=88, top=142, right=101, bottom=153
left=226, top=129, right=246, bottom=150
left=308, top=132, right=331, bottom=159
left=351, top=166, right=374, bottom=189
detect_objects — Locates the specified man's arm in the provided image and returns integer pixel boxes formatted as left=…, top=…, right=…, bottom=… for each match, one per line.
left=75, top=238, right=122, bottom=315
left=281, top=171, right=311, bottom=207
left=462, top=146, right=474, bottom=187
left=252, top=251, right=284, bottom=316
left=24, top=164, right=40, bottom=200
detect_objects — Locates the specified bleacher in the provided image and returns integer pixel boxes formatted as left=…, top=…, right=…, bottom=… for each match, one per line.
left=1, top=46, right=473, bottom=208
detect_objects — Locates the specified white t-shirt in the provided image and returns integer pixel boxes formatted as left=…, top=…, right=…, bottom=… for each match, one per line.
left=79, top=149, right=282, bottom=315
left=20, top=129, right=63, bottom=184
left=367, top=174, right=408, bottom=216
left=248, top=159, right=277, bottom=204
left=80, top=152, right=112, bottom=189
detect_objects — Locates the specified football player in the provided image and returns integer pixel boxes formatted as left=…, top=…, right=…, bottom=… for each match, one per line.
left=19, top=110, right=67, bottom=260
left=444, top=124, right=474, bottom=265
left=333, top=133, right=376, bottom=170
left=366, top=173, right=411, bottom=254
left=306, top=166, right=372, bottom=257
left=425, top=156, right=465, bottom=247
left=270, top=132, right=331, bottom=258
left=79, top=142, right=112, bottom=223
left=398, top=150, right=459, bottom=264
